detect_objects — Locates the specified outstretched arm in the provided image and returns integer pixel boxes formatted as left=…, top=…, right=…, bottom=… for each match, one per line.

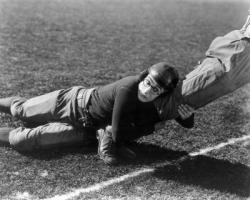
left=154, top=104, right=195, bottom=131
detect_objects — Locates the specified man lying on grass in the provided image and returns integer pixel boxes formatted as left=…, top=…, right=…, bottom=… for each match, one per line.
left=93, top=14, right=250, bottom=164
left=0, top=62, right=193, bottom=165
left=0, top=14, right=249, bottom=166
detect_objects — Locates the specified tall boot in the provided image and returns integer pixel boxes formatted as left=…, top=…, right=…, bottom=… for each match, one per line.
left=0, top=127, right=14, bottom=146
left=0, top=97, right=19, bottom=114
left=96, top=128, right=117, bottom=165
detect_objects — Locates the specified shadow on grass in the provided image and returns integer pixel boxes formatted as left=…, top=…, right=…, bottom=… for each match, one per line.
left=154, top=155, right=250, bottom=197
left=119, top=141, right=188, bottom=165
left=9, top=141, right=98, bottom=161
left=221, top=102, right=247, bottom=125
left=11, top=141, right=187, bottom=164
left=3, top=141, right=249, bottom=197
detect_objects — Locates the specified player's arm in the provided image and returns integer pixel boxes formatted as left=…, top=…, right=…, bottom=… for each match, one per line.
left=111, top=87, right=135, bottom=143
left=154, top=104, right=195, bottom=130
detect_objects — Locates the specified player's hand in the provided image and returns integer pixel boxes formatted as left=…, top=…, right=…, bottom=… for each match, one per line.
left=105, top=125, right=112, bottom=133
left=178, top=104, right=195, bottom=120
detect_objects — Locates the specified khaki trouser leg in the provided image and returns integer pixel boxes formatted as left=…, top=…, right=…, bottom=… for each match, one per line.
left=9, top=122, right=93, bottom=151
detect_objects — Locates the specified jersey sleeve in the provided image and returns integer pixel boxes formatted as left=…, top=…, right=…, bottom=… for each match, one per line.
left=111, top=87, right=136, bottom=142
left=112, top=84, right=156, bottom=142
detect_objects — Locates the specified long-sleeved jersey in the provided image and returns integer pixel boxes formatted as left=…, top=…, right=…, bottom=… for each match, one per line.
left=88, top=75, right=193, bottom=142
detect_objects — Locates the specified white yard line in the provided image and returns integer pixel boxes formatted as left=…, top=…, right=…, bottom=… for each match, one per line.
left=38, top=134, right=250, bottom=200
left=189, top=135, right=250, bottom=156
left=42, top=168, right=154, bottom=200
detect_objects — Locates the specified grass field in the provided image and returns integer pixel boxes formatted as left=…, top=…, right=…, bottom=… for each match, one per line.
left=0, top=0, right=250, bottom=199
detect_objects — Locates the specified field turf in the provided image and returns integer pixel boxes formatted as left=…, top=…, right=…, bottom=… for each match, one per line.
left=0, top=0, right=250, bottom=199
